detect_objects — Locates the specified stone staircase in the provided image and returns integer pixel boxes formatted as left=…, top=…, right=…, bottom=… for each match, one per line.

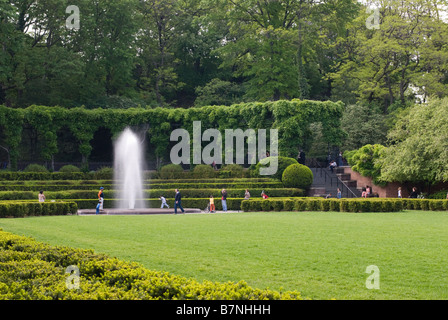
left=309, top=166, right=361, bottom=198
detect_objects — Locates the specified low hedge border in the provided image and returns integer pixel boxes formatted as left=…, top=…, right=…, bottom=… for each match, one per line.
left=0, top=230, right=303, bottom=300
left=241, top=198, right=448, bottom=213
left=0, top=202, right=78, bottom=218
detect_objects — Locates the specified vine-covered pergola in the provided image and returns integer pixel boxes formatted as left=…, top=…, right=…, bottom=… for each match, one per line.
left=0, top=99, right=345, bottom=170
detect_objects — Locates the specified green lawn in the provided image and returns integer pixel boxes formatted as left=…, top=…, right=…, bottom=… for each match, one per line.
left=1, top=211, right=448, bottom=300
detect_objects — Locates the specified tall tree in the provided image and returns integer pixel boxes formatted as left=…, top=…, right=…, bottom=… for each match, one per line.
left=329, top=0, right=448, bottom=112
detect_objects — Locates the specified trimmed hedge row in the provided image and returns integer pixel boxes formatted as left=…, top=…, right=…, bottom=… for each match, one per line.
left=0, top=178, right=275, bottom=186
left=0, top=188, right=305, bottom=201
left=0, top=202, right=78, bottom=218
left=0, top=181, right=285, bottom=191
left=241, top=198, right=448, bottom=213
left=0, top=230, right=302, bottom=300
left=0, top=170, right=253, bottom=181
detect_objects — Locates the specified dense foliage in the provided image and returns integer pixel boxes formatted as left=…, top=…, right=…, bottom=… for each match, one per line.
left=281, top=164, right=314, bottom=189
left=0, top=100, right=344, bottom=170
left=344, top=144, right=385, bottom=185
left=0, top=230, right=302, bottom=300
left=1, top=0, right=446, bottom=111
left=378, top=97, right=448, bottom=184
left=251, top=156, right=299, bottom=181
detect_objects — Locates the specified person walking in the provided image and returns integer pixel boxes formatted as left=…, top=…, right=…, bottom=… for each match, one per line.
left=97, top=187, right=104, bottom=213
left=397, top=187, right=402, bottom=198
left=160, top=196, right=169, bottom=208
left=409, top=187, right=418, bottom=198
left=337, top=188, right=342, bottom=199
left=38, top=190, right=46, bottom=203
left=174, top=189, right=185, bottom=214
left=209, top=195, right=215, bottom=213
left=221, top=189, right=228, bottom=212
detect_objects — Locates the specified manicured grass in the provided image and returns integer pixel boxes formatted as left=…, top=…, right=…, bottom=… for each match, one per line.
left=1, top=211, right=448, bottom=300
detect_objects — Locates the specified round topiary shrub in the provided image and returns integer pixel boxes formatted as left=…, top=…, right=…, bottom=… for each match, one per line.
left=251, top=156, right=298, bottom=180
left=58, top=165, right=81, bottom=173
left=193, top=164, right=216, bottom=178
left=158, top=164, right=184, bottom=179
left=23, top=164, right=49, bottom=172
left=281, top=164, right=313, bottom=189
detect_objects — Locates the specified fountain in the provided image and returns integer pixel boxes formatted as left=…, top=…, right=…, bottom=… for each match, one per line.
left=113, top=128, right=145, bottom=209
left=77, top=127, right=202, bottom=215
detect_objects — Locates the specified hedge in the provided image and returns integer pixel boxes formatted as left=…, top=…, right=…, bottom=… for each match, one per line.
left=241, top=198, right=448, bottom=213
left=0, top=230, right=303, bottom=300
left=0, top=177, right=275, bottom=186
left=0, top=201, right=78, bottom=218
left=0, top=188, right=305, bottom=201
left=0, top=181, right=285, bottom=191
left=0, top=101, right=344, bottom=171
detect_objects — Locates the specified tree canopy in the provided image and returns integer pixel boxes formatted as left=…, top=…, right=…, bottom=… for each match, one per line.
left=2, top=0, right=446, bottom=110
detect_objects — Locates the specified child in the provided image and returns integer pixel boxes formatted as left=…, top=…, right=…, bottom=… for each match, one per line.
left=160, top=196, right=169, bottom=208
left=209, top=195, right=215, bottom=213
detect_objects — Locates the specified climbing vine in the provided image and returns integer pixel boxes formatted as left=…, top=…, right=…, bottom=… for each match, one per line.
left=0, top=99, right=345, bottom=170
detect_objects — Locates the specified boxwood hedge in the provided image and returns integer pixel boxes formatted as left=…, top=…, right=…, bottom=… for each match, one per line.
left=0, top=201, right=78, bottom=218
left=241, top=198, right=448, bottom=213
left=0, top=230, right=303, bottom=300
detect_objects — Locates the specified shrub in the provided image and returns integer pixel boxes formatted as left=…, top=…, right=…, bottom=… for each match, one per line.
left=158, top=164, right=184, bottom=179
left=242, top=198, right=411, bottom=213
left=427, top=190, right=448, bottom=199
left=0, top=201, right=78, bottom=218
left=94, top=167, right=114, bottom=180
left=192, top=164, right=216, bottom=178
left=0, top=230, right=303, bottom=300
left=251, top=156, right=298, bottom=180
left=221, top=164, right=244, bottom=177
left=23, top=164, right=48, bottom=173
left=59, top=165, right=81, bottom=173
left=281, top=164, right=313, bottom=189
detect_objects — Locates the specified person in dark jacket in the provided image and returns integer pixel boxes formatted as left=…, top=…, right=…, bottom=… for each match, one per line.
left=409, top=187, right=418, bottom=198
left=174, top=189, right=185, bottom=214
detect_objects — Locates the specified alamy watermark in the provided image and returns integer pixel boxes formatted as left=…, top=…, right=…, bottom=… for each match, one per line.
left=66, top=5, right=80, bottom=30
left=365, top=265, right=380, bottom=289
left=366, top=6, right=380, bottom=30
left=170, top=121, right=278, bottom=175
left=65, top=265, right=80, bottom=290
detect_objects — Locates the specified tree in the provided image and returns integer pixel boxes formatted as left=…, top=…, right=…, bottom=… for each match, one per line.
left=378, top=97, right=448, bottom=185
left=344, top=143, right=385, bottom=185
left=341, top=104, right=388, bottom=151
left=330, top=0, right=448, bottom=112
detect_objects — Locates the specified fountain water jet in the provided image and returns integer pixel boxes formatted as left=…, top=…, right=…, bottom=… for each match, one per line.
left=113, top=128, right=146, bottom=209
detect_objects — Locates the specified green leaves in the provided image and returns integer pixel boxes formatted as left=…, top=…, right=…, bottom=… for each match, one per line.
left=378, top=97, right=448, bottom=184
left=0, top=99, right=344, bottom=168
